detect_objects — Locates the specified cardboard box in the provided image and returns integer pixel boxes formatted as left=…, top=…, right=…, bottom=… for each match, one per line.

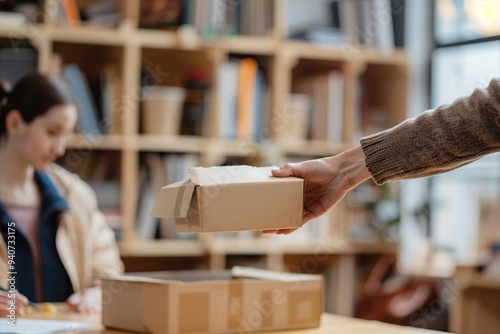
left=102, top=267, right=323, bottom=334
left=150, top=166, right=304, bottom=233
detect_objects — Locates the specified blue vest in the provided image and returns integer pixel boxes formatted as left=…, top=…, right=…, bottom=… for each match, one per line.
left=0, top=172, right=74, bottom=302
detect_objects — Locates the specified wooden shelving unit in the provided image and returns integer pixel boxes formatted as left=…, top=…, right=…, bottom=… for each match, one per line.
left=450, top=265, right=500, bottom=334
left=1, top=0, right=408, bottom=281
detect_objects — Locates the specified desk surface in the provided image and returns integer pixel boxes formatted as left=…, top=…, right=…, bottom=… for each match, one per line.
left=26, top=304, right=448, bottom=334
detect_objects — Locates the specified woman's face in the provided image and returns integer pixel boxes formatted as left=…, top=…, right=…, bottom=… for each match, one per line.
left=13, top=104, right=77, bottom=171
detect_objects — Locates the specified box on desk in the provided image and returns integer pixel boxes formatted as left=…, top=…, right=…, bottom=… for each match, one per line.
left=101, top=267, right=323, bottom=334
left=150, top=166, right=304, bottom=233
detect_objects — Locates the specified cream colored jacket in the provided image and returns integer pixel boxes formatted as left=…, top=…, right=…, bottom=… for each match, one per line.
left=0, top=164, right=124, bottom=292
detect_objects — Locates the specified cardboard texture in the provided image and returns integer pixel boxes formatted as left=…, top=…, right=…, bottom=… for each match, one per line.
left=102, top=267, right=323, bottom=334
left=150, top=166, right=305, bottom=232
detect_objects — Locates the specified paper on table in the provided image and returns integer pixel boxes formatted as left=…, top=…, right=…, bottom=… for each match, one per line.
left=0, top=318, right=92, bottom=333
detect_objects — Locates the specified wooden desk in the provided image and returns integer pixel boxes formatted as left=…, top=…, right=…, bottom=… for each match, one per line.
left=27, top=303, right=449, bottom=334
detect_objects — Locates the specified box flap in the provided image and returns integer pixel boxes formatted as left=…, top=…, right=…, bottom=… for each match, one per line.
left=150, top=179, right=195, bottom=218
left=190, top=166, right=298, bottom=185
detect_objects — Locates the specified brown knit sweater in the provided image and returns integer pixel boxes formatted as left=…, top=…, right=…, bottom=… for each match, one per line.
left=360, top=78, right=500, bottom=185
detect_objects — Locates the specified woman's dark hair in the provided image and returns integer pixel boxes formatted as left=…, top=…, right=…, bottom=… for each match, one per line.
left=0, top=73, right=74, bottom=139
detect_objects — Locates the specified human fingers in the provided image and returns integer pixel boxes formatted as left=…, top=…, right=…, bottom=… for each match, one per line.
left=261, top=228, right=299, bottom=235
left=275, top=228, right=298, bottom=235
left=0, top=291, right=27, bottom=317
left=70, top=287, right=102, bottom=313
left=66, top=291, right=82, bottom=306
left=302, top=211, right=318, bottom=225
left=75, top=301, right=101, bottom=313
left=271, top=163, right=298, bottom=178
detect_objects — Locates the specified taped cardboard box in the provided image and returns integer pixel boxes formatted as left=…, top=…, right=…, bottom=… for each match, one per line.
left=150, top=166, right=304, bottom=233
left=102, top=267, right=323, bottom=334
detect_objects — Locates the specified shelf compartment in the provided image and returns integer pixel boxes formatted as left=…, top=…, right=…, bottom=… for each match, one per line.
left=139, top=48, right=212, bottom=138
left=53, top=42, right=126, bottom=135
left=288, top=58, right=347, bottom=143
left=357, top=63, right=408, bottom=138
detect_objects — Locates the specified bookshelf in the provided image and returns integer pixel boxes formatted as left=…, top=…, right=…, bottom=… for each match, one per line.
left=0, top=0, right=407, bottom=277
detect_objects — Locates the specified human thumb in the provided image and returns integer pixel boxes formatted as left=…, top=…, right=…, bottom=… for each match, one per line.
left=271, top=164, right=294, bottom=177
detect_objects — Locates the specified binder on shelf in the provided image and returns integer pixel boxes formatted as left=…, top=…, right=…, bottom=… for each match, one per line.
left=251, top=69, right=267, bottom=141
left=327, top=0, right=400, bottom=50
left=294, top=69, right=345, bottom=141
left=60, top=0, right=81, bottom=26
left=326, top=70, right=345, bottom=142
left=217, top=60, right=239, bottom=139
left=136, top=154, right=165, bottom=239
left=236, top=58, right=258, bottom=140
left=63, top=64, right=103, bottom=136
left=372, top=0, right=395, bottom=52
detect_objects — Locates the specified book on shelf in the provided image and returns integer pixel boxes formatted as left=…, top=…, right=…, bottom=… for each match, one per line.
left=136, top=154, right=165, bottom=239
left=63, top=63, right=120, bottom=135
left=217, top=58, right=267, bottom=141
left=63, top=64, right=104, bottom=136
left=371, top=0, right=395, bottom=52
left=217, top=61, right=239, bottom=139
left=289, top=0, right=402, bottom=50
left=82, top=0, right=121, bottom=28
left=289, top=26, right=346, bottom=45
left=293, top=68, right=345, bottom=142
left=140, top=0, right=182, bottom=29
left=87, top=65, right=119, bottom=134
left=326, top=71, right=345, bottom=142
left=59, top=0, right=81, bottom=26
left=237, top=58, right=257, bottom=140
left=181, top=0, right=273, bottom=38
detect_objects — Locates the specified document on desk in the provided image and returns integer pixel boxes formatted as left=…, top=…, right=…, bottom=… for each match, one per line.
left=0, top=318, right=92, bottom=333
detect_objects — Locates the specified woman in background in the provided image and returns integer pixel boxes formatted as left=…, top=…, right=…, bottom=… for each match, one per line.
left=0, top=73, right=123, bottom=316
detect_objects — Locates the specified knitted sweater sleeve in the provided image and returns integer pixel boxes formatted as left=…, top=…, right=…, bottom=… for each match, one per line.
left=360, top=78, right=500, bottom=185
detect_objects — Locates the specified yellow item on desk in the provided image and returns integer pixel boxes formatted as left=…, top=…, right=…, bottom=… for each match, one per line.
left=25, top=302, right=58, bottom=315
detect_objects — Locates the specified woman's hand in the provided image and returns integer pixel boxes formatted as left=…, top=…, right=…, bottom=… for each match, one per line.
left=265, top=146, right=372, bottom=235
left=66, top=286, right=101, bottom=313
left=0, top=289, right=28, bottom=317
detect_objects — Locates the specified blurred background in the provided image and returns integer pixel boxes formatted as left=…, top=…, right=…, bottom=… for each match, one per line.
left=1, top=0, right=499, bottom=333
